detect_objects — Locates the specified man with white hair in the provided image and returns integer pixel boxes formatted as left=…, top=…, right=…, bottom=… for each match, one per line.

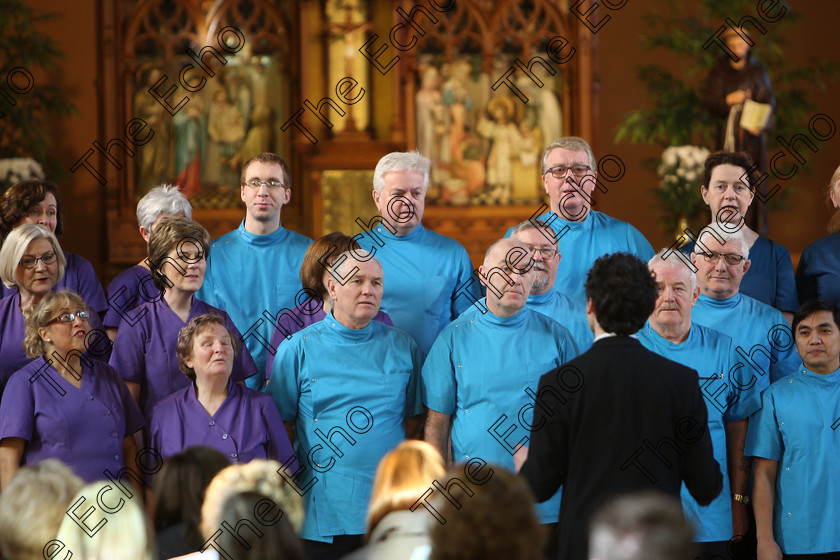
left=355, top=151, right=479, bottom=355
left=266, top=251, right=422, bottom=560
left=638, top=250, right=761, bottom=559
left=506, top=137, right=654, bottom=304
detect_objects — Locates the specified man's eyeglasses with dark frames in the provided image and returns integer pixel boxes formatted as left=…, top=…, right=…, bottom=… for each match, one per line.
left=244, top=179, right=287, bottom=190
left=543, top=165, right=592, bottom=179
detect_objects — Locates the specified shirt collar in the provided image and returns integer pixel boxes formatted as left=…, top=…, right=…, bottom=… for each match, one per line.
left=236, top=219, right=289, bottom=246
left=374, top=222, right=425, bottom=241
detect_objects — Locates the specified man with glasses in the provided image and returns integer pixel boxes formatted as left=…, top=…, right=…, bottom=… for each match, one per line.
left=422, top=237, right=580, bottom=554
left=198, top=152, right=312, bottom=387
left=510, top=219, right=592, bottom=350
left=507, top=137, right=654, bottom=305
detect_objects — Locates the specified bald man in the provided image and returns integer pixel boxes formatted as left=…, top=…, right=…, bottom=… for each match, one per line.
left=422, top=238, right=580, bottom=540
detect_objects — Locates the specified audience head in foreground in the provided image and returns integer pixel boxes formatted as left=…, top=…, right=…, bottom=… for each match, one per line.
left=588, top=491, right=696, bottom=560
left=584, top=252, right=658, bottom=336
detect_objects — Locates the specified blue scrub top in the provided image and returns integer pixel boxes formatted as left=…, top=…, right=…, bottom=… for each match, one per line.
left=421, top=307, right=580, bottom=524
left=682, top=236, right=798, bottom=314
left=796, top=231, right=840, bottom=308
left=746, top=366, right=840, bottom=555
left=265, top=313, right=423, bottom=542
left=197, top=220, right=312, bottom=386
left=355, top=224, right=480, bottom=356
left=691, top=293, right=800, bottom=389
left=637, top=322, right=761, bottom=542
left=526, top=290, right=593, bottom=351
left=505, top=209, right=654, bottom=305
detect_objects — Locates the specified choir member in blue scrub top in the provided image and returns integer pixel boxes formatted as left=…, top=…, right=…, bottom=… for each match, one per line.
left=504, top=137, right=654, bottom=305
left=510, top=219, right=593, bottom=350
left=197, top=152, right=312, bottom=386
left=0, top=291, right=144, bottom=487
left=748, top=300, right=840, bottom=560
left=266, top=251, right=423, bottom=560
left=423, top=238, right=580, bottom=552
left=105, top=184, right=192, bottom=341
left=264, top=232, right=393, bottom=381
left=0, top=181, right=107, bottom=315
left=354, top=151, right=479, bottom=356
left=796, top=164, right=840, bottom=307
left=638, top=251, right=762, bottom=560
left=0, top=225, right=110, bottom=395
left=110, top=218, right=257, bottom=422
left=689, top=223, right=800, bottom=390
left=150, top=314, right=294, bottom=466
left=683, top=152, right=797, bottom=322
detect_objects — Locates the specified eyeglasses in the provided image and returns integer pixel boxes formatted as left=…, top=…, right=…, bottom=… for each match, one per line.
left=244, top=179, right=286, bottom=190
left=19, top=251, right=57, bottom=269
left=46, top=311, right=90, bottom=325
left=528, top=246, right=558, bottom=259
left=697, top=251, right=745, bottom=265
left=544, top=165, right=592, bottom=179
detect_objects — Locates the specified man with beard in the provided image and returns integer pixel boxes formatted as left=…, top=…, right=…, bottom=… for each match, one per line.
left=422, top=238, right=579, bottom=554
left=510, top=219, right=592, bottom=350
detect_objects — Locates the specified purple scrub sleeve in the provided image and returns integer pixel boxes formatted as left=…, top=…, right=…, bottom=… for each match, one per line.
left=149, top=381, right=295, bottom=466
left=0, top=358, right=145, bottom=483
left=104, top=264, right=159, bottom=328
left=109, top=297, right=258, bottom=419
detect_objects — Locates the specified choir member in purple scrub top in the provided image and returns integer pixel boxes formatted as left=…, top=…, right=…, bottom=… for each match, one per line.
left=110, top=218, right=257, bottom=421
left=150, top=314, right=294, bottom=466
left=264, top=232, right=393, bottom=381
left=0, top=181, right=107, bottom=315
left=0, top=291, right=144, bottom=487
left=0, top=225, right=110, bottom=396
left=105, top=183, right=192, bottom=341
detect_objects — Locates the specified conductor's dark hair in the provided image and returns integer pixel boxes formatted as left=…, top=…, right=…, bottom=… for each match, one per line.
left=584, top=252, right=657, bottom=336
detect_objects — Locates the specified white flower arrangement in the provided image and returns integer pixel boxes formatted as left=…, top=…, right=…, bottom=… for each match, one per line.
left=0, top=157, right=45, bottom=188
left=656, top=146, right=710, bottom=216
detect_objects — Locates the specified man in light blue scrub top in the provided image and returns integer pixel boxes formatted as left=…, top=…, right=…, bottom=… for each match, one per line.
left=423, top=238, right=580, bottom=555
left=638, top=250, right=761, bottom=560
left=505, top=137, right=654, bottom=305
left=197, top=152, right=312, bottom=387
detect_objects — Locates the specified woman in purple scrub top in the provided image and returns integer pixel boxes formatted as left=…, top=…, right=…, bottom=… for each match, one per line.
left=150, top=314, right=294, bottom=466
left=0, top=291, right=144, bottom=486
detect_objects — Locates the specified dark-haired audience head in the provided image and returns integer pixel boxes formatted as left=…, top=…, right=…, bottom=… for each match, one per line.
left=147, top=216, right=210, bottom=292
left=0, top=459, right=84, bottom=560
left=136, top=183, right=192, bottom=244
left=690, top=222, right=751, bottom=301
left=588, top=491, right=696, bottom=560
left=584, top=253, right=657, bottom=336
left=211, top=491, right=305, bottom=560
left=299, top=232, right=362, bottom=305
left=366, top=440, right=445, bottom=536
left=0, top=180, right=63, bottom=239
left=792, top=299, right=840, bottom=374
left=701, top=151, right=755, bottom=226
left=153, top=446, right=231, bottom=551
left=480, top=238, right=534, bottom=317
left=0, top=223, right=66, bottom=291
left=429, top=465, right=543, bottom=560
left=176, top=313, right=240, bottom=383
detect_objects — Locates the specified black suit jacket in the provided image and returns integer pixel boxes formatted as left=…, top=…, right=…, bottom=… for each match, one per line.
left=520, top=336, right=722, bottom=560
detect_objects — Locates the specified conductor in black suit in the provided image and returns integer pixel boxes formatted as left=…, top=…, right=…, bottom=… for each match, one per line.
left=519, top=252, right=722, bottom=560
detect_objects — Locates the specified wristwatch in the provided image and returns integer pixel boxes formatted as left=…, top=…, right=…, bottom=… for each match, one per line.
left=732, top=493, right=750, bottom=505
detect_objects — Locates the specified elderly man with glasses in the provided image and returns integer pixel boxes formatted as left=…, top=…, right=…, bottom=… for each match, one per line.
left=197, top=152, right=312, bottom=387
left=506, top=137, right=654, bottom=305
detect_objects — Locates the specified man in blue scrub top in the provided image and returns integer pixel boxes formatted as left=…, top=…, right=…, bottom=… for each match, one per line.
left=748, top=299, right=840, bottom=560
left=266, top=252, right=422, bottom=560
left=423, top=238, right=580, bottom=554
left=355, top=151, right=480, bottom=355
left=689, top=223, right=800, bottom=391
left=197, top=152, right=312, bottom=387
left=638, top=250, right=762, bottom=560
left=505, top=137, right=654, bottom=305
left=510, top=219, right=592, bottom=350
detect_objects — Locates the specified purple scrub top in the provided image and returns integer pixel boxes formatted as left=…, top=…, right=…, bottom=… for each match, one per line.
left=150, top=380, right=295, bottom=466
left=0, top=292, right=111, bottom=398
left=263, top=298, right=393, bottom=380
left=109, top=297, right=258, bottom=419
left=0, top=251, right=108, bottom=313
left=104, top=264, right=160, bottom=328
left=0, top=357, right=145, bottom=483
